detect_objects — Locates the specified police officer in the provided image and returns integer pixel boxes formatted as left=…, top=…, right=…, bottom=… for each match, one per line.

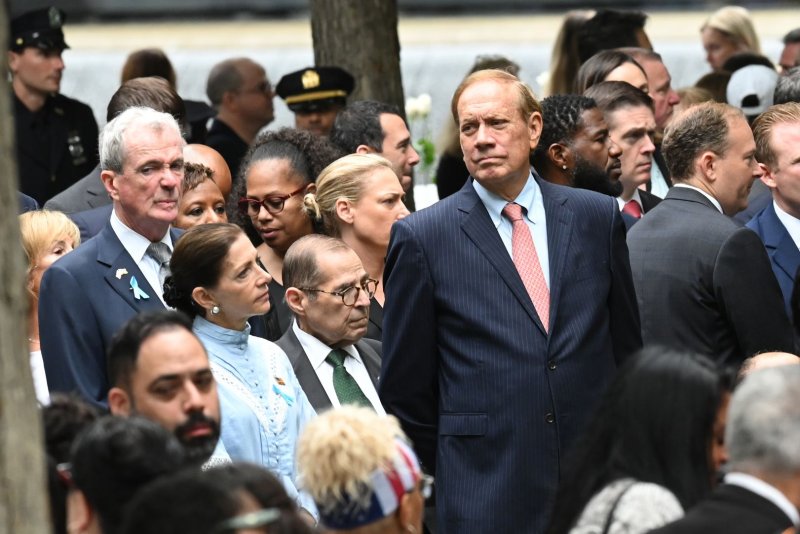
left=10, top=7, right=99, bottom=204
left=276, top=66, right=354, bottom=137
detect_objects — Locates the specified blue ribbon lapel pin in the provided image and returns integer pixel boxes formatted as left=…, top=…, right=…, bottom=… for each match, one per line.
left=129, top=276, right=150, bottom=300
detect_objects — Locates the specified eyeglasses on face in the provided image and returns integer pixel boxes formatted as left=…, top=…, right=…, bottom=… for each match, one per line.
left=237, top=184, right=306, bottom=216
left=298, top=278, right=378, bottom=307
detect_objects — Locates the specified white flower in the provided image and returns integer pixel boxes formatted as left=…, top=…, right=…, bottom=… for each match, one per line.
left=416, top=93, right=431, bottom=116
left=405, top=96, right=421, bottom=119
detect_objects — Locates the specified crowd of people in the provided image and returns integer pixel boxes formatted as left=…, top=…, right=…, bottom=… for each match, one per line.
left=12, top=3, right=800, bottom=534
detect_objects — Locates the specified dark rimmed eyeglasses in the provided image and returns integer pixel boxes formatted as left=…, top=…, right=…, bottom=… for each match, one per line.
left=213, top=507, right=281, bottom=533
left=298, top=278, right=378, bottom=307
left=237, top=184, right=306, bottom=216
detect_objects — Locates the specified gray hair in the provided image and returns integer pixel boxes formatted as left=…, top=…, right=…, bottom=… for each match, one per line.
left=726, top=365, right=800, bottom=474
left=206, top=58, right=249, bottom=108
left=99, top=107, right=183, bottom=173
left=774, top=67, right=800, bottom=105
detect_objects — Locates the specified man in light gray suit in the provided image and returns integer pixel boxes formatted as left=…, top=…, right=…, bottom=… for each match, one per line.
left=276, top=234, right=383, bottom=413
left=627, top=102, right=794, bottom=366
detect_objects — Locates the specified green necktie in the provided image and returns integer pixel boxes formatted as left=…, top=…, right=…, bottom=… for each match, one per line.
left=326, top=349, right=373, bottom=409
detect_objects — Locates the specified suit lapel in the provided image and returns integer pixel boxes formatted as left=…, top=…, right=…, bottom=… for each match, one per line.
left=97, top=224, right=164, bottom=313
left=538, top=179, right=573, bottom=334
left=457, top=184, right=544, bottom=332
left=282, top=329, right=333, bottom=412
left=761, top=204, right=800, bottom=282
left=355, top=340, right=382, bottom=387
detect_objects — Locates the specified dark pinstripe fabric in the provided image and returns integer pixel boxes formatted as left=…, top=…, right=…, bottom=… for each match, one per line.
left=379, top=177, right=641, bottom=533
left=627, top=187, right=794, bottom=366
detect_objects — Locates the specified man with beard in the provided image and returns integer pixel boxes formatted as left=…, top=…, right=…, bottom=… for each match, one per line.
left=107, top=310, right=226, bottom=466
left=586, top=82, right=662, bottom=219
left=532, top=94, right=623, bottom=198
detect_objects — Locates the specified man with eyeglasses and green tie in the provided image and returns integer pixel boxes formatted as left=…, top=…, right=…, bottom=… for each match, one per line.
left=277, top=234, right=384, bottom=414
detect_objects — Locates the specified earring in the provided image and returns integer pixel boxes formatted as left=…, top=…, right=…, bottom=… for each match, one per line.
left=562, top=164, right=568, bottom=170
left=211, top=305, right=220, bottom=315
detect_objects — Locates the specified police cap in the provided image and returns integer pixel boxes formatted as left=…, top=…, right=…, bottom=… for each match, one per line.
left=10, top=7, right=69, bottom=53
left=276, top=66, right=355, bottom=113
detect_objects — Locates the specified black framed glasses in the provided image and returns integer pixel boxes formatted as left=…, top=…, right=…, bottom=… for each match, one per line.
left=237, top=184, right=306, bottom=216
left=299, top=278, right=378, bottom=307
left=213, top=507, right=280, bottom=533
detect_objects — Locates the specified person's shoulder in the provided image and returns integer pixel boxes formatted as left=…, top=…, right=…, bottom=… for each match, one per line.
left=50, top=93, right=95, bottom=119
left=540, top=179, right=615, bottom=210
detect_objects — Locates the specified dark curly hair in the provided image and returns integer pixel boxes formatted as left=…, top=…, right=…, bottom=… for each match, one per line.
left=531, top=94, right=597, bottom=168
left=228, top=128, right=343, bottom=244
left=163, top=223, right=244, bottom=318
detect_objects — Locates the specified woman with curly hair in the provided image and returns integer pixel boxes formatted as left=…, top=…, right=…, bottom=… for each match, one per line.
left=230, top=128, right=341, bottom=338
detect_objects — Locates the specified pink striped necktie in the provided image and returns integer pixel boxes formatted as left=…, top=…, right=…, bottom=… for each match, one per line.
left=502, top=202, right=550, bottom=332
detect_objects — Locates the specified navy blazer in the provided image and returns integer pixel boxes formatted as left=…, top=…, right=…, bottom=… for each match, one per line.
left=39, top=222, right=181, bottom=407
left=746, top=202, right=800, bottom=320
left=70, top=204, right=114, bottom=243
left=379, top=177, right=642, bottom=533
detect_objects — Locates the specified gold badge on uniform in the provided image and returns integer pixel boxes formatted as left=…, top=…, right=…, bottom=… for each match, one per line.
left=301, top=70, right=320, bottom=89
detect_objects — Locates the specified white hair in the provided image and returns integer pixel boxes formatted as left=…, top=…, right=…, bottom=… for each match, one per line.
left=99, top=106, right=183, bottom=173
left=726, top=365, right=800, bottom=474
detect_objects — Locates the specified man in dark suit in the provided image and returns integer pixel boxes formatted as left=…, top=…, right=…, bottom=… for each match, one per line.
left=651, top=366, right=800, bottom=534
left=379, top=70, right=642, bottom=533
left=277, top=235, right=382, bottom=413
left=746, top=103, right=800, bottom=322
left=628, top=102, right=794, bottom=367
left=205, top=58, right=274, bottom=180
left=585, top=81, right=662, bottom=218
left=39, top=107, right=185, bottom=407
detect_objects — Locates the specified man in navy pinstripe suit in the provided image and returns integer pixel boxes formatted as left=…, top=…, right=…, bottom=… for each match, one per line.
left=379, top=70, right=642, bottom=533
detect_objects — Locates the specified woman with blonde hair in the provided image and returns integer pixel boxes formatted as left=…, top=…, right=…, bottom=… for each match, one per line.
left=20, top=210, right=80, bottom=404
left=701, top=6, right=761, bottom=72
left=304, top=154, right=408, bottom=341
left=297, top=406, right=430, bottom=533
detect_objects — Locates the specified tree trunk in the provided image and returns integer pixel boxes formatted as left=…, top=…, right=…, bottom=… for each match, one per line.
left=310, top=0, right=416, bottom=211
left=0, top=0, right=50, bottom=532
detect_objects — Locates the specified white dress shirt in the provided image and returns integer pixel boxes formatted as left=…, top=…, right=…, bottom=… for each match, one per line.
left=773, top=201, right=800, bottom=252
left=673, top=183, right=723, bottom=214
left=110, top=209, right=173, bottom=306
left=473, top=172, right=550, bottom=288
left=292, top=321, right=385, bottom=414
left=649, top=159, right=670, bottom=198
left=616, top=189, right=643, bottom=212
left=725, top=472, right=800, bottom=526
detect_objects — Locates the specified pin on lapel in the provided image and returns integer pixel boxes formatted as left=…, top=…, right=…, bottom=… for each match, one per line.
left=129, top=276, right=150, bottom=300
left=116, top=268, right=128, bottom=279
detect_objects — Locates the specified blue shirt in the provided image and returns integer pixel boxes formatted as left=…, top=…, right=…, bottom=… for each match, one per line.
left=473, top=171, right=550, bottom=288
left=193, top=316, right=317, bottom=515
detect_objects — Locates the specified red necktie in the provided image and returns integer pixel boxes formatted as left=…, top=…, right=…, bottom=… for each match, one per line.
left=502, top=203, right=550, bottom=332
left=622, top=200, right=642, bottom=219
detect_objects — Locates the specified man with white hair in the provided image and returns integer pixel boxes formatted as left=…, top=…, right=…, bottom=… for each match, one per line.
left=39, top=107, right=185, bottom=408
left=651, top=365, right=800, bottom=533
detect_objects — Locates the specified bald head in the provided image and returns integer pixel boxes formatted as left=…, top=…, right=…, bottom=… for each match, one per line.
left=739, top=351, right=800, bottom=379
left=184, top=144, right=232, bottom=199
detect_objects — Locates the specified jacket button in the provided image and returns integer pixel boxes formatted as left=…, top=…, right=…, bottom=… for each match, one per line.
left=548, top=360, right=556, bottom=370
left=545, top=413, right=555, bottom=424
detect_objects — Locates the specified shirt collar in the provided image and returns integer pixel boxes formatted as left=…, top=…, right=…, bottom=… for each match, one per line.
left=724, top=472, right=800, bottom=526
left=472, top=170, right=541, bottom=228
left=110, top=208, right=173, bottom=262
left=617, top=189, right=643, bottom=210
left=291, top=320, right=360, bottom=371
left=772, top=201, right=800, bottom=248
left=673, top=183, right=723, bottom=214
